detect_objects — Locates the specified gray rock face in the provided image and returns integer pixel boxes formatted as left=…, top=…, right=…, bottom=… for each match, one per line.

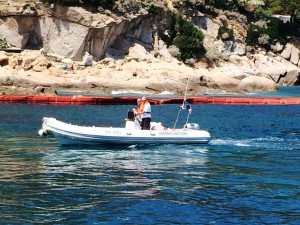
left=282, top=69, right=300, bottom=85
left=253, top=54, right=300, bottom=85
left=37, top=17, right=89, bottom=60
left=0, top=4, right=151, bottom=61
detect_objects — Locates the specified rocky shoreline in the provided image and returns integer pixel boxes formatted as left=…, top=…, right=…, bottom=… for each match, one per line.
left=0, top=43, right=280, bottom=97
left=0, top=1, right=299, bottom=96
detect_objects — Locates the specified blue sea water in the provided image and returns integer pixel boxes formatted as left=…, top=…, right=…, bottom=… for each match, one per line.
left=0, top=99, right=300, bottom=224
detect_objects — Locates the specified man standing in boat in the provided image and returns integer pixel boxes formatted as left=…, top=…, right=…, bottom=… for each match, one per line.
left=141, top=97, right=151, bottom=130
left=135, top=97, right=151, bottom=130
left=133, top=98, right=142, bottom=125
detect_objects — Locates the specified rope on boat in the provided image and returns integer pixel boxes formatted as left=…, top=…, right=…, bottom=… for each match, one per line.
left=173, top=75, right=191, bottom=129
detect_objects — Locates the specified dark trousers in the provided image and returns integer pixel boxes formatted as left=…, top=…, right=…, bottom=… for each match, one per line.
left=141, top=117, right=151, bottom=130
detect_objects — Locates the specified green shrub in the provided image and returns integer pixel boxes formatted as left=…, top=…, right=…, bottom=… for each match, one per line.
left=41, top=0, right=115, bottom=9
left=148, top=4, right=160, bottom=15
left=246, top=17, right=287, bottom=48
left=246, top=23, right=263, bottom=46
left=205, top=0, right=238, bottom=11
left=0, top=38, right=10, bottom=49
left=98, top=0, right=115, bottom=9
left=172, top=13, right=205, bottom=61
left=286, top=17, right=300, bottom=37
left=218, top=25, right=234, bottom=41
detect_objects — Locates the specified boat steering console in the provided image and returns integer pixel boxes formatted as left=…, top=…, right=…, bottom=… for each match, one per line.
left=183, top=123, right=200, bottom=130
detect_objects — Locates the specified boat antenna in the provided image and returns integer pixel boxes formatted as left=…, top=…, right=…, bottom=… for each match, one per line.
left=183, top=74, right=190, bottom=103
left=173, top=74, right=191, bottom=129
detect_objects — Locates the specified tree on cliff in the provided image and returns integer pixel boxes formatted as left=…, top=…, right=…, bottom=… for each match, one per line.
left=252, top=0, right=300, bottom=37
left=172, top=13, right=205, bottom=62
left=41, top=0, right=115, bottom=9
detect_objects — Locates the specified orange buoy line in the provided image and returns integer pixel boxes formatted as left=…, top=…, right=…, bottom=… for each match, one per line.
left=0, top=95, right=300, bottom=105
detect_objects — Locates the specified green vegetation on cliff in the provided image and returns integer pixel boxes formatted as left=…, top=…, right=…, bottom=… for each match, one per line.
left=206, top=0, right=300, bottom=19
left=246, top=18, right=287, bottom=48
left=172, top=13, right=205, bottom=61
left=218, top=26, right=234, bottom=41
left=206, top=0, right=300, bottom=49
left=41, top=0, right=115, bottom=9
left=0, top=38, right=10, bottom=49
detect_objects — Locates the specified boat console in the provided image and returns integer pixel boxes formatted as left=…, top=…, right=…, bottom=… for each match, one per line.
left=183, top=123, right=200, bottom=130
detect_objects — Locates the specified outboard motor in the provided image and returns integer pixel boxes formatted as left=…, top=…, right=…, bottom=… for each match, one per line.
left=184, top=123, right=200, bottom=130
left=127, top=110, right=135, bottom=121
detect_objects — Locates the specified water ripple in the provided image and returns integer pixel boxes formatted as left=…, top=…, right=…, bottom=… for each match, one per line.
left=1, top=104, right=300, bottom=224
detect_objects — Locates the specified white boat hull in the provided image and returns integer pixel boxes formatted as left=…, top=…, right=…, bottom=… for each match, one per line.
left=40, top=117, right=211, bottom=145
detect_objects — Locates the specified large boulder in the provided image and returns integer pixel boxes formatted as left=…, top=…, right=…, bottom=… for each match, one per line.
left=18, top=50, right=41, bottom=71
left=48, top=66, right=63, bottom=77
left=32, top=55, right=50, bottom=72
left=127, top=43, right=156, bottom=61
left=281, top=43, right=292, bottom=60
left=281, top=69, right=300, bottom=85
left=81, top=51, right=94, bottom=66
left=290, top=46, right=300, bottom=65
left=238, top=76, right=277, bottom=92
left=253, top=54, right=287, bottom=82
left=0, top=67, right=14, bottom=85
left=205, top=72, right=240, bottom=90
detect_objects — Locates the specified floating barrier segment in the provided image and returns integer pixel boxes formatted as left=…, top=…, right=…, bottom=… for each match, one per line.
left=190, top=97, right=300, bottom=105
left=0, top=95, right=300, bottom=105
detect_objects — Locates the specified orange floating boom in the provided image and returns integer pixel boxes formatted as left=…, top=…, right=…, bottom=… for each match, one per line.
left=0, top=95, right=300, bottom=105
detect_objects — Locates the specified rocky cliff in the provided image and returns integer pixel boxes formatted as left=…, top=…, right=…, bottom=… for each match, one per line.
left=0, top=0, right=299, bottom=96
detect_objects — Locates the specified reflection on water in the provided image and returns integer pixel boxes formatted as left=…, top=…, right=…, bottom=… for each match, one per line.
left=41, top=145, right=209, bottom=198
left=0, top=135, right=55, bottom=179
left=0, top=141, right=211, bottom=224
